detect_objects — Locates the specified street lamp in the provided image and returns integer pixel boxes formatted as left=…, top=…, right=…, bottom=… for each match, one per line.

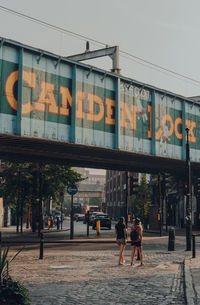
left=185, top=128, right=192, bottom=251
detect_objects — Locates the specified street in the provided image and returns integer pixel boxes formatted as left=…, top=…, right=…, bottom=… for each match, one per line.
left=5, top=225, right=200, bottom=305
left=47, top=217, right=115, bottom=239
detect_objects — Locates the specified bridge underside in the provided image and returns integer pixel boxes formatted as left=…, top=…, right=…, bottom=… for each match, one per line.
left=0, top=134, right=198, bottom=176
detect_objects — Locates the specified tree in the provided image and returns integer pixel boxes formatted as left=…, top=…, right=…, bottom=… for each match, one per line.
left=129, top=174, right=152, bottom=227
left=0, top=161, right=83, bottom=232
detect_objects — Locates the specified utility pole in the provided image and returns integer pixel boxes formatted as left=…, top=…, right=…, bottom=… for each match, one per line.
left=185, top=128, right=192, bottom=251
left=16, top=169, right=21, bottom=233
left=59, top=189, right=64, bottom=230
left=67, top=184, right=78, bottom=240
left=158, top=174, right=163, bottom=237
left=70, top=194, right=74, bottom=240
left=125, top=171, right=129, bottom=226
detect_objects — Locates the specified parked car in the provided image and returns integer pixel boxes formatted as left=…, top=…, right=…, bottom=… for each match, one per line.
left=92, top=214, right=111, bottom=230
left=73, top=213, right=79, bottom=221
left=89, top=212, right=104, bottom=226
left=76, top=213, right=85, bottom=222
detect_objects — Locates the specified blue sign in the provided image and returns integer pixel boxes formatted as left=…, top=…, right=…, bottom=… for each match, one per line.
left=67, top=184, right=78, bottom=195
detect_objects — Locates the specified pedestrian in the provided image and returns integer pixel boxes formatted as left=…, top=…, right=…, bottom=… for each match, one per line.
left=130, top=218, right=144, bottom=266
left=115, top=216, right=127, bottom=265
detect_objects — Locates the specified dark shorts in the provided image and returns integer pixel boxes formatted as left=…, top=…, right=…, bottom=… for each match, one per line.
left=131, top=241, right=141, bottom=247
left=117, top=238, right=126, bottom=245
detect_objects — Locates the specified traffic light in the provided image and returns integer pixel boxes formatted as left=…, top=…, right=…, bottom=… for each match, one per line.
left=194, top=178, right=200, bottom=198
left=165, top=176, right=171, bottom=191
left=185, top=207, right=191, bottom=224
left=161, top=180, right=166, bottom=198
left=130, top=176, right=138, bottom=195
left=161, top=174, right=171, bottom=198
left=184, top=183, right=189, bottom=196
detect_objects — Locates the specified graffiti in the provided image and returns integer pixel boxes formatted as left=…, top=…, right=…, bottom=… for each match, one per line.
left=1, top=66, right=199, bottom=150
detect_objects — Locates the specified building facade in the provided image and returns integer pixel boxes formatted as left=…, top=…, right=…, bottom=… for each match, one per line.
left=69, top=168, right=106, bottom=208
left=105, top=170, right=130, bottom=220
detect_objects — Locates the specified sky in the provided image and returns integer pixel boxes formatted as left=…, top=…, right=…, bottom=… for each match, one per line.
left=0, top=0, right=200, bottom=99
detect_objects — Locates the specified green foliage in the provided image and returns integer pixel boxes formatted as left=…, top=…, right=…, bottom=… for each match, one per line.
left=0, top=161, right=83, bottom=207
left=0, top=280, right=30, bottom=305
left=0, top=246, right=24, bottom=282
left=129, top=174, right=152, bottom=222
left=0, top=246, right=30, bottom=305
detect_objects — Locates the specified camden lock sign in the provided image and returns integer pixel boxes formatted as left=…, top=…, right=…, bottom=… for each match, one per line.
left=0, top=39, right=199, bottom=163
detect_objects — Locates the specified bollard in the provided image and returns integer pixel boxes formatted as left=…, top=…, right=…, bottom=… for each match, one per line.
left=0, top=231, right=1, bottom=285
left=192, top=234, right=196, bottom=258
left=96, top=220, right=100, bottom=236
left=56, top=217, right=60, bottom=230
left=0, top=231, right=1, bottom=254
left=86, top=211, right=90, bottom=237
left=168, top=227, right=175, bottom=251
left=48, top=218, right=51, bottom=230
left=39, top=233, right=44, bottom=259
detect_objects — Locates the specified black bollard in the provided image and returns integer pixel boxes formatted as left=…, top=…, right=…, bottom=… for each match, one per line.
left=39, top=233, right=44, bottom=259
left=192, top=235, right=196, bottom=258
left=86, top=211, right=90, bottom=237
left=56, top=217, right=60, bottom=230
left=168, top=227, right=175, bottom=251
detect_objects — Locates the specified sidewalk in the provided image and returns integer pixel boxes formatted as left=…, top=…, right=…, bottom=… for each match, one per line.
left=1, top=226, right=200, bottom=304
left=185, top=256, right=200, bottom=305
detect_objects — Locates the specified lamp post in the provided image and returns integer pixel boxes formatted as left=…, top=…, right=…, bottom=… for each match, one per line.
left=59, top=190, right=64, bottom=230
left=70, top=194, right=74, bottom=239
left=67, top=184, right=78, bottom=240
left=185, top=128, right=192, bottom=251
left=158, top=173, right=163, bottom=237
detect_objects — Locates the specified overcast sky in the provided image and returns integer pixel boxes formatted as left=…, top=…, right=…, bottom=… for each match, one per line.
left=0, top=0, right=200, bottom=99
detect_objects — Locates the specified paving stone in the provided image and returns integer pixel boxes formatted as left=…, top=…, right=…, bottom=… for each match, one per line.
left=8, top=239, right=193, bottom=305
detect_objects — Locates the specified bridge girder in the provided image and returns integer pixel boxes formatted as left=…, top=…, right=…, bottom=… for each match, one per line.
left=0, top=134, right=198, bottom=176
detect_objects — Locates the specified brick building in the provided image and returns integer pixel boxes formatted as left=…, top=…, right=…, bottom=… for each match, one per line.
left=69, top=168, right=106, bottom=207
left=105, top=170, right=138, bottom=220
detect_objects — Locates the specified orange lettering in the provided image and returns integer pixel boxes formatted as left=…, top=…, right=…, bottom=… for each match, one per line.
left=147, top=105, right=152, bottom=139
left=59, top=86, right=72, bottom=116
left=120, top=102, right=137, bottom=130
left=156, top=114, right=174, bottom=140
left=5, top=71, right=18, bottom=111
left=174, top=117, right=182, bottom=140
left=76, top=91, right=85, bottom=119
left=186, top=120, right=196, bottom=143
left=87, top=93, right=104, bottom=122
left=35, top=81, right=59, bottom=114
left=22, top=70, right=35, bottom=114
left=105, top=98, right=115, bottom=125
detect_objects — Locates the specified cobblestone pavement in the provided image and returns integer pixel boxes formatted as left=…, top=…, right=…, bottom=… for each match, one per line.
left=9, top=242, right=191, bottom=305
left=185, top=255, right=200, bottom=305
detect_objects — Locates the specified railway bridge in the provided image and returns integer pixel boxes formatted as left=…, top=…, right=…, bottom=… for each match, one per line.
left=0, top=37, right=199, bottom=176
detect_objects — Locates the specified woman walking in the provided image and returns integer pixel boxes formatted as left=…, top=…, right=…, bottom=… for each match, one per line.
left=130, top=218, right=144, bottom=266
left=115, top=216, right=127, bottom=265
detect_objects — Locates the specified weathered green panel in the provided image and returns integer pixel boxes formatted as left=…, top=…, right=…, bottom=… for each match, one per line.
left=0, top=38, right=200, bottom=163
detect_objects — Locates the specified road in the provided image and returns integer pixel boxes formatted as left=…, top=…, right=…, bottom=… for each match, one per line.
left=55, top=217, right=114, bottom=239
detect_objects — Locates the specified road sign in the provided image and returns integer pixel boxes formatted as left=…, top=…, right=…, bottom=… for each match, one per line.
left=67, top=184, right=78, bottom=195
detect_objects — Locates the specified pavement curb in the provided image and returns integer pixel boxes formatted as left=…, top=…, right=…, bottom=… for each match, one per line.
left=184, top=258, right=196, bottom=305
